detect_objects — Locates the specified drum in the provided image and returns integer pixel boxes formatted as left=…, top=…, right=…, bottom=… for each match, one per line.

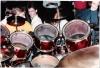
left=31, top=55, right=59, bottom=68
left=34, top=23, right=58, bottom=52
left=63, top=19, right=91, bottom=51
left=10, top=32, right=33, bottom=59
left=0, top=25, right=10, bottom=45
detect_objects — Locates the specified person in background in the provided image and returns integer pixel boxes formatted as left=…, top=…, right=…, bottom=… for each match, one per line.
left=73, top=1, right=99, bottom=45
left=0, top=8, right=13, bottom=25
left=27, top=4, right=42, bottom=31
left=73, top=1, right=99, bottom=25
left=51, top=8, right=68, bottom=33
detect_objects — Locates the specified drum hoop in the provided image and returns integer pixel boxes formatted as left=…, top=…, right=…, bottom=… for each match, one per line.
left=1, top=24, right=10, bottom=36
left=34, top=24, right=58, bottom=40
left=62, top=19, right=90, bottom=41
left=10, top=32, right=33, bottom=48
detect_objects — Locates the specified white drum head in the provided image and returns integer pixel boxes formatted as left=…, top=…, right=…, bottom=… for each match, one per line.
left=34, top=24, right=58, bottom=41
left=31, top=55, right=59, bottom=68
left=10, top=32, right=33, bottom=49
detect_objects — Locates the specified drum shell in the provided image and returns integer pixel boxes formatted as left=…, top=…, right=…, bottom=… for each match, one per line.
left=66, top=35, right=91, bottom=51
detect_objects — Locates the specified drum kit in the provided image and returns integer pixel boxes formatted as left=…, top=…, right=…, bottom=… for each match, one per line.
left=0, top=1, right=98, bottom=68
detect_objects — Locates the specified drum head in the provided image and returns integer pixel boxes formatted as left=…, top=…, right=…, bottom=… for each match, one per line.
left=10, top=32, right=33, bottom=49
left=63, top=19, right=90, bottom=41
left=0, top=25, right=10, bottom=37
left=34, top=24, right=58, bottom=41
left=31, top=55, right=59, bottom=68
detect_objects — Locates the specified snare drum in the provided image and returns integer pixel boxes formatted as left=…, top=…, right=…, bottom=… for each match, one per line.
left=31, top=55, right=59, bottom=68
left=63, top=19, right=91, bottom=51
left=34, top=23, right=58, bottom=52
left=0, top=25, right=10, bottom=45
left=10, top=32, right=33, bottom=59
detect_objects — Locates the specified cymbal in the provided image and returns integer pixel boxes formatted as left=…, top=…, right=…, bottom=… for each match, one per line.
left=52, top=17, right=67, bottom=21
left=56, top=45, right=99, bottom=68
left=7, top=16, right=26, bottom=26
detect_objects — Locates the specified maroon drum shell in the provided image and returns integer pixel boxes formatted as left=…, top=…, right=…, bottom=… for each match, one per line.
left=40, top=41, right=54, bottom=51
left=66, top=35, right=91, bottom=51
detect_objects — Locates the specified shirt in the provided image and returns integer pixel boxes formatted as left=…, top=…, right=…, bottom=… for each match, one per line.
left=5, top=21, right=33, bottom=33
left=31, top=15, right=42, bottom=31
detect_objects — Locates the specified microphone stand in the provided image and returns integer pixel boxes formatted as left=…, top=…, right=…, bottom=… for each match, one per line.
left=55, top=6, right=68, bottom=55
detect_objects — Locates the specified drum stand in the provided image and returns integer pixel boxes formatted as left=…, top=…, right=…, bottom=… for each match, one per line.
left=55, top=7, right=68, bottom=55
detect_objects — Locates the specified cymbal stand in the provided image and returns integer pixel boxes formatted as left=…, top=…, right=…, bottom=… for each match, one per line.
left=15, top=16, right=18, bottom=32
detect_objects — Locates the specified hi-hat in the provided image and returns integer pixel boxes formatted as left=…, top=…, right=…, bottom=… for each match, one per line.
left=7, top=16, right=25, bottom=26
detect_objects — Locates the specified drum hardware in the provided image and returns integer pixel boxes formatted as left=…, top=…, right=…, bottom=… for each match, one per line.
left=25, top=45, right=34, bottom=61
left=55, top=34, right=68, bottom=55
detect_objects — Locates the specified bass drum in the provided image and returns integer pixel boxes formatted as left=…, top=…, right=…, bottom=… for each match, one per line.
left=31, top=55, right=59, bottom=68
left=34, top=23, right=58, bottom=52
